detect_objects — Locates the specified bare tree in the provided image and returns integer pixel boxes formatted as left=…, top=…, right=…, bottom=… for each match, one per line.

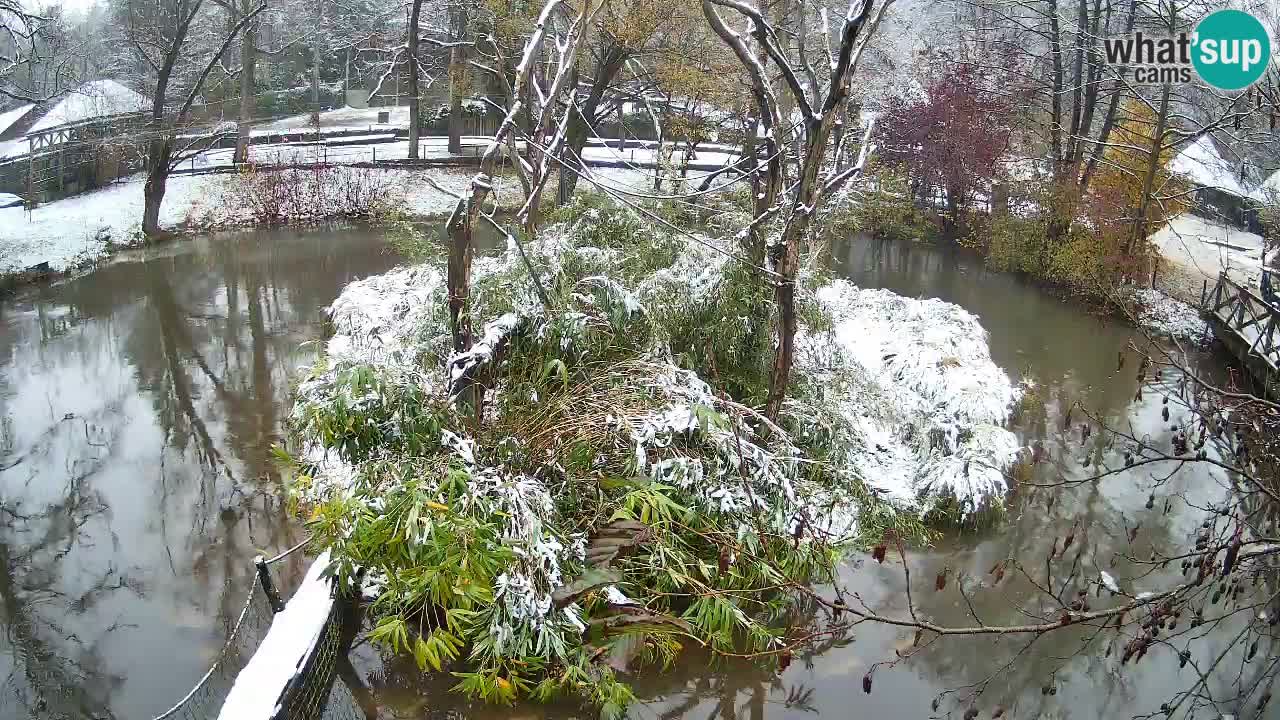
left=701, top=0, right=890, bottom=421
left=406, top=0, right=425, bottom=159
left=118, top=0, right=265, bottom=235
left=446, top=2, right=468, bottom=154
left=1, top=1, right=55, bottom=101
left=442, top=0, right=599, bottom=351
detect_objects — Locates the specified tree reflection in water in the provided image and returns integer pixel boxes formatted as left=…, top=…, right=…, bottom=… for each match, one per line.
left=0, top=226, right=407, bottom=720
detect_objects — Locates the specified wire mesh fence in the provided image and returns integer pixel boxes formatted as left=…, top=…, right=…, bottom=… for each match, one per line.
left=272, top=590, right=355, bottom=720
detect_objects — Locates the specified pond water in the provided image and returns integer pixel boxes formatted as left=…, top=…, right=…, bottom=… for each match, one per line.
left=0, top=227, right=410, bottom=720
left=0, top=228, right=1251, bottom=720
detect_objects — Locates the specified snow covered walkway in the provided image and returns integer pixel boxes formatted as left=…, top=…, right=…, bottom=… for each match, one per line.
left=1150, top=213, right=1267, bottom=302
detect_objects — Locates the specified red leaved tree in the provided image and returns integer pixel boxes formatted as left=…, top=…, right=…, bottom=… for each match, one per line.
left=878, top=60, right=1017, bottom=238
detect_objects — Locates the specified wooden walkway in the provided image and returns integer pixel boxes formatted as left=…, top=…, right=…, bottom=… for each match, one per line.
left=1202, top=272, right=1280, bottom=398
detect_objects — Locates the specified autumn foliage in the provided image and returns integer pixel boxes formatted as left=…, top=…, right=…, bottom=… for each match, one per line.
left=877, top=61, right=1017, bottom=236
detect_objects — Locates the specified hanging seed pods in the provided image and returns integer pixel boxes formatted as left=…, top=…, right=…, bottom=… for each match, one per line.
left=1222, top=528, right=1242, bottom=577
left=1179, top=650, right=1190, bottom=668
left=872, top=544, right=887, bottom=563
left=778, top=650, right=792, bottom=671
left=862, top=672, right=872, bottom=694
left=936, top=570, right=947, bottom=591
left=1248, top=640, right=1259, bottom=661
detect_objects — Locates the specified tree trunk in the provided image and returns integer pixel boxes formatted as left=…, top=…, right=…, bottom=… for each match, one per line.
left=1128, top=82, right=1172, bottom=259
left=310, top=1, right=323, bottom=127
left=447, top=205, right=476, bottom=352
left=234, top=0, right=256, bottom=164
left=764, top=114, right=838, bottom=421
left=407, top=0, right=424, bottom=160
left=558, top=42, right=627, bottom=203
left=447, top=7, right=468, bottom=155
left=143, top=138, right=172, bottom=236
left=144, top=49, right=174, bottom=239
left=1047, top=0, right=1065, bottom=183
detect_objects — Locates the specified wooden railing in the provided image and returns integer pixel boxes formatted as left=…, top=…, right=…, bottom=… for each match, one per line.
left=1205, top=272, right=1280, bottom=372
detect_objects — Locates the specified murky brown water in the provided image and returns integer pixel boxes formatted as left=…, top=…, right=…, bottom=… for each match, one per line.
left=0, top=226, right=411, bottom=720
left=0, top=229, right=1257, bottom=720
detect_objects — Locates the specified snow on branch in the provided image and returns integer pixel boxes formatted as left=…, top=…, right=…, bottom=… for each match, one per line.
left=446, top=312, right=525, bottom=401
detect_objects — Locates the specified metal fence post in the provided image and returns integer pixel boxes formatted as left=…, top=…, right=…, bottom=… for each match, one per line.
left=255, top=555, right=285, bottom=613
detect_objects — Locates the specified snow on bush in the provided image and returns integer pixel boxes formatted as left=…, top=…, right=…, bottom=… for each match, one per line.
left=286, top=196, right=1023, bottom=710
left=798, top=280, right=1022, bottom=515
left=193, top=165, right=405, bottom=226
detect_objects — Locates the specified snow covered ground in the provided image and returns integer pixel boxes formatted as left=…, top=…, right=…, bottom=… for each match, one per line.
left=255, top=105, right=415, bottom=133
left=180, top=136, right=740, bottom=175
left=1130, top=287, right=1211, bottom=342
left=1151, top=212, right=1267, bottom=298
left=0, top=167, right=471, bottom=275
left=188, top=136, right=498, bottom=168
left=0, top=174, right=222, bottom=274
left=0, top=161, right=658, bottom=278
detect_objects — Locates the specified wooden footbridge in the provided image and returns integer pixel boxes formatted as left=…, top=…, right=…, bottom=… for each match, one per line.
left=1202, top=272, right=1280, bottom=399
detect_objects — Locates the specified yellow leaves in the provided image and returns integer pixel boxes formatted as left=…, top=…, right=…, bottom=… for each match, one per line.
left=425, top=500, right=450, bottom=512
left=654, top=57, right=739, bottom=108
left=1091, top=98, right=1189, bottom=237
left=602, top=0, right=671, bottom=49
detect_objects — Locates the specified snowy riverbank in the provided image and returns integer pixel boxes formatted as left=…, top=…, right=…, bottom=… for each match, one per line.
left=0, top=169, right=472, bottom=277
left=0, top=159, right=665, bottom=283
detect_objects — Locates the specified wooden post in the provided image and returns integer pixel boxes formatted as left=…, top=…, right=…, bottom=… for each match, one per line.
left=254, top=555, right=285, bottom=613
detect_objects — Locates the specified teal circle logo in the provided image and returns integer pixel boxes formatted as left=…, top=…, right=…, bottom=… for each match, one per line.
left=1192, top=9, right=1271, bottom=90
